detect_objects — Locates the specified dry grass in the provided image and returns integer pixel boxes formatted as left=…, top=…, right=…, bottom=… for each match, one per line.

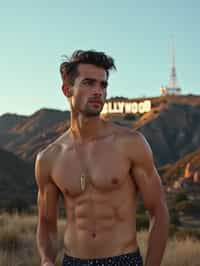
left=0, top=213, right=199, bottom=266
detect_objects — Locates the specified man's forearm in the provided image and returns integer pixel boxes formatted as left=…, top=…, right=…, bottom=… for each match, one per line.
left=37, top=223, right=58, bottom=265
left=145, top=204, right=169, bottom=266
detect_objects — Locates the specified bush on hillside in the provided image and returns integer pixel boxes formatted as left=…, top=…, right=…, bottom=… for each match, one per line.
left=137, top=200, right=146, bottom=214
left=136, top=214, right=149, bottom=231
left=175, top=200, right=200, bottom=216
left=170, top=208, right=181, bottom=226
left=175, top=192, right=188, bottom=203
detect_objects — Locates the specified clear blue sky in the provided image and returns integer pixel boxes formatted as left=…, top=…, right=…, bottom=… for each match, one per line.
left=0, top=0, right=199, bottom=116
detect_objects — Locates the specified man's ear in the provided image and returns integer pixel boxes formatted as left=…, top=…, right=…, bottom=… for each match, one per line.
left=62, top=84, right=73, bottom=97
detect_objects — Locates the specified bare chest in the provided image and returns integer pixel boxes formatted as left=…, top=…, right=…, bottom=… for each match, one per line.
left=52, top=138, right=130, bottom=196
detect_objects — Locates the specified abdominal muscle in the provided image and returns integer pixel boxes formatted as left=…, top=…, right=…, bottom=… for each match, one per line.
left=63, top=188, right=138, bottom=258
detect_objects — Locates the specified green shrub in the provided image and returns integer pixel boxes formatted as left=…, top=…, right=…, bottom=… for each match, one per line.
left=137, top=200, right=146, bottom=214
left=170, top=211, right=181, bottom=226
left=175, top=192, right=188, bottom=203
left=136, top=213, right=149, bottom=231
left=124, top=114, right=137, bottom=120
left=169, top=224, right=179, bottom=237
left=175, top=200, right=200, bottom=216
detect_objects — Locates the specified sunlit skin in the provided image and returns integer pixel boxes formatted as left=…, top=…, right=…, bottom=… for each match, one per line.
left=35, top=64, right=169, bottom=266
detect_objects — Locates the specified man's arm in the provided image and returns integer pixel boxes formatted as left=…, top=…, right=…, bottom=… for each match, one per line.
left=129, top=132, right=169, bottom=266
left=35, top=150, right=60, bottom=266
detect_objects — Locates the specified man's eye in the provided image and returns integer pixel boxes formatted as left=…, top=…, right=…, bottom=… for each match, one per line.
left=84, top=80, right=94, bottom=85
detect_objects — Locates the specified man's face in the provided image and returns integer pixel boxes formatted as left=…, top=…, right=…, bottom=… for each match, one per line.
left=70, top=64, right=108, bottom=117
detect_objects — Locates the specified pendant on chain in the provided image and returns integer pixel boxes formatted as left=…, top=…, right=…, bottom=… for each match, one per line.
left=80, top=174, right=86, bottom=191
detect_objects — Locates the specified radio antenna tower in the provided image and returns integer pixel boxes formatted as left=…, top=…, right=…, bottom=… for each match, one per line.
left=160, top=36, right=182, bottom=96
left=168, top=36, right=178, bottom=88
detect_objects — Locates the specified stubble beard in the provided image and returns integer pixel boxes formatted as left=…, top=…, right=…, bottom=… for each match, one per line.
left=83, top=103, right=104, bottom=117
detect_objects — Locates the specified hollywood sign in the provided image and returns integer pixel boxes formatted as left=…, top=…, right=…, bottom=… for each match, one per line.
left=101, top=100, right=151, bottom=114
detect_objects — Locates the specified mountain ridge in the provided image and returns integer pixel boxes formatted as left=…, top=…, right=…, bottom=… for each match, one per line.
left=0, top=95, right=200, bottom=166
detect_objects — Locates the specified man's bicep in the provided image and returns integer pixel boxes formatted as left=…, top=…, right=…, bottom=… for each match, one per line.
left=130, top=132, right=165, bottom=213
left=35, top=153, right=60, bottom=226
left=133, top=165, right=164, bottom=213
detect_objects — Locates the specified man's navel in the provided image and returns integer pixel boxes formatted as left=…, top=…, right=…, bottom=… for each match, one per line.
left=111, top=178, right=119, bottom=185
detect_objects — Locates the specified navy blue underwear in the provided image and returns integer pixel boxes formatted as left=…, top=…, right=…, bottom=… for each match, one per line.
left=62, top=249, right=143, bottom=266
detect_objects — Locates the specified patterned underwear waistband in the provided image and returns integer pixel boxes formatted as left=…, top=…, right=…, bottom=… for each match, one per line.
left=62, top=249, right=143, bottom=266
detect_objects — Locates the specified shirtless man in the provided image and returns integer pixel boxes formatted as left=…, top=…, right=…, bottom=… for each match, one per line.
left=35, top=50, right=169, bottom=266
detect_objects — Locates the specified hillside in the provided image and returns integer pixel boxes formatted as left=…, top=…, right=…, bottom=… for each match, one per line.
left=0, top=96, right=200, bottom=231
left=0, top=113, right=27, bottom=133
left=108, top=101, right=200, bottom=166
left=0, top=148, right=35, bottom=206
left=110, top=94, right=200, bottom=107
left=0, top=95, right=200, bottom=166
left=0, top=108, right=70, bottom=161
left=138, top=103, right=200, bottom=166
left=161, top=148, right=200, bottom=185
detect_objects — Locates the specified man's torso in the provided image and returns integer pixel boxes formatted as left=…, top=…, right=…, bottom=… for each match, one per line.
left=45, top=122, right=139, bottom=258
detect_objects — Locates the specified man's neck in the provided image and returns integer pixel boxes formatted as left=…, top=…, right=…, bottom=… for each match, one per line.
left=70, top=112, right=105, bottom=142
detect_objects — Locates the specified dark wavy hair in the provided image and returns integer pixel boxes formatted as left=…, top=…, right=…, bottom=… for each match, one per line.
left=60, top=50, right=116, bottom=85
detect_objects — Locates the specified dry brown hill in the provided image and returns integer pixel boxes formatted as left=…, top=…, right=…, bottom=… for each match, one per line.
left=0, top=95, right=200, bottom=166
left=0, top=108, right=70, bottom=161
left=0, top=113, right=27, bottom=133
left=137, top=103, right=200, bottom=166
left=161, top=148, right=200, bottom=185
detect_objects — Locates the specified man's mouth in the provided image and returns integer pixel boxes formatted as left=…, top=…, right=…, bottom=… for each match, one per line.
left=88, top=100, right=102, bottom=105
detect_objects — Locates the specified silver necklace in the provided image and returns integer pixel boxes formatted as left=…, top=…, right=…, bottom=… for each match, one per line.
left=70, top=128, right=90, bottom=192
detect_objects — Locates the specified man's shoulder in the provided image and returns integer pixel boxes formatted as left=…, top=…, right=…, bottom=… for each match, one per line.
left=35, top=135, right=66, bottom=186
left=36, top=129, right=71, bottom=162
left=108, top=122, right=144, bottom=142
left=107, top=123, right=150, bottom=159
left=36, top=142, right=61, bottom=163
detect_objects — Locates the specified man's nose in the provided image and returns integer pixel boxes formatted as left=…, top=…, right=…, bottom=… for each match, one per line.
left=92, top=83, right=104, bottom=96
